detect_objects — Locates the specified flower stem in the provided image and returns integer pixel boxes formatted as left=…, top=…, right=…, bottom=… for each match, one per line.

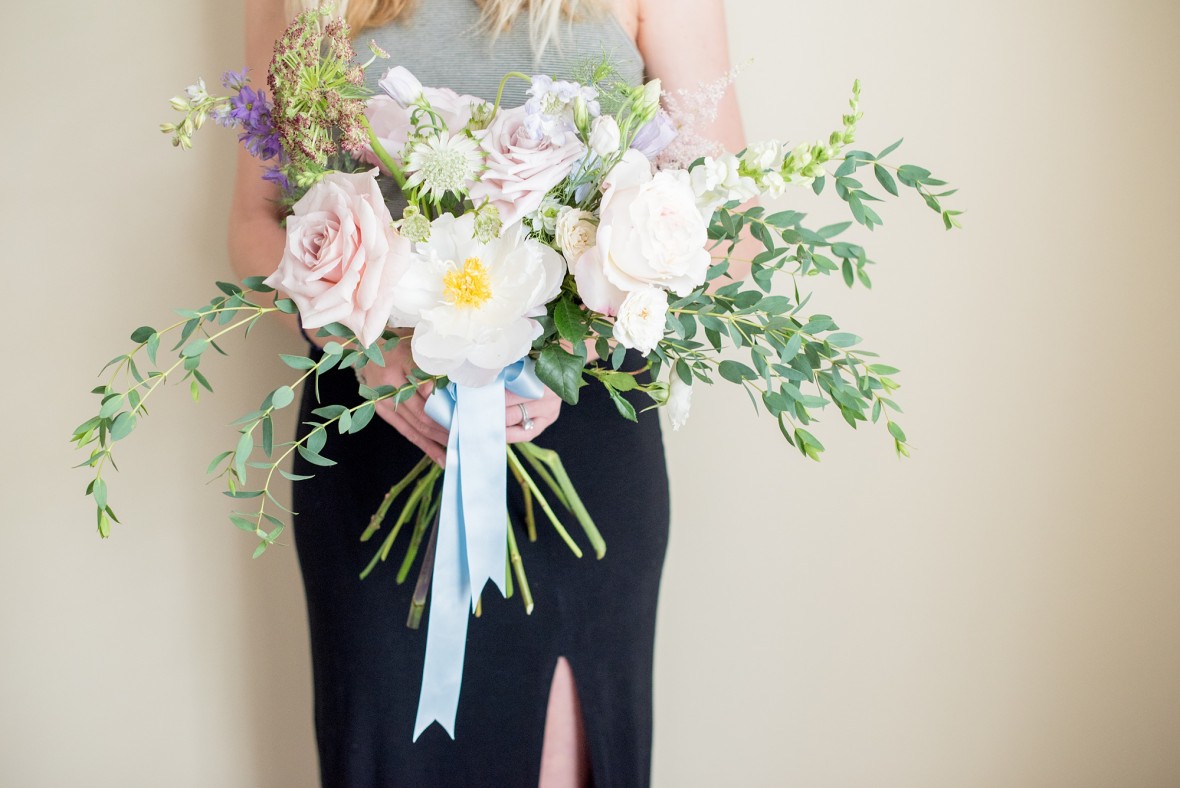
left=506, top=446, right=583, bottom=558
left=359, top=114, right=407, bottom=190
left=407, top=513, right=439, bottom=630
left=506, top=517, right=534, bottom=614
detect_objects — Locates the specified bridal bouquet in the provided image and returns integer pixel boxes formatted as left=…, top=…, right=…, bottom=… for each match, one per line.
left=73, top=6, right=958, bottom=737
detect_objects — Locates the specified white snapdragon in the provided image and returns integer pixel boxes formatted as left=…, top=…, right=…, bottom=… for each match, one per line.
left=690, top=154, right=759, bottom=212
left=612, top=287, right=668, bottom=355
left=742, top=140, right=785, bottom=172
left=554, top=207, right=596, bottom=263
left=588, top=115, right=621, bottom=158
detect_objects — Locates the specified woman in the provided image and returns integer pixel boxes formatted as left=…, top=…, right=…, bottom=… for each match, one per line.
left=228, top=1, right=747, bottom=785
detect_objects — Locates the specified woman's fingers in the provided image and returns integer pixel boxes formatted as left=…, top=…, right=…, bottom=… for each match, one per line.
left=376, top=401, right=447, bottom=465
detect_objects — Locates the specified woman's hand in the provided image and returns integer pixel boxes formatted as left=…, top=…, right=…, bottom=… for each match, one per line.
left=366, top=338, right=450, bottom=466
left=506, top=387, right=563, bottom=444
left=365, top=337, right=565, bottom=463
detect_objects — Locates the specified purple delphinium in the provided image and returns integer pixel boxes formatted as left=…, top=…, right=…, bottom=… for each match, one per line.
left=262, top=165, right=291, bottom=191
left=228, top=85, right=283, bottom=162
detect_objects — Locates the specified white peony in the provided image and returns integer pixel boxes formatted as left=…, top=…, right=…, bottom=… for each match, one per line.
left=389, top=213, right=566, bottom=386
left=666, top=373, right=693, bottom=431
left=588, top=115, right=621, bottom=157
left=612, top=286, right=668, bottom=355
left=587, top=149, right=711, bottom=300
left=554, top=207, right=596, bottom=264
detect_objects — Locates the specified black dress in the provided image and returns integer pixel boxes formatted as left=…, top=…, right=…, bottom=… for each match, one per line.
left=291, top=344, right=669, bottom=787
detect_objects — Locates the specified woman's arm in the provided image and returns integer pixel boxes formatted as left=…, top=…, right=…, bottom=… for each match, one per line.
left=633, top=0, right=758, bottom=282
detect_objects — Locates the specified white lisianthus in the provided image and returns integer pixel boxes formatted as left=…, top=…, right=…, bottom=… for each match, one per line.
left=666, top=373, right=693, bottom=431
left=691, top=153, right=759, bottom=213
left=554, top=207, right=596, bottom=263
left=612, top=286, right=668, bottom=355
left=379, top=66, right=424, bottom=107
left=389, top=214, right=566, bottom=386
left=588, top=115, right=621, bottom=157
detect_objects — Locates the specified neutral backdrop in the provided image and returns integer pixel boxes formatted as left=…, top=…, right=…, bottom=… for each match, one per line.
left=3, top=1, right=1178, bottom=786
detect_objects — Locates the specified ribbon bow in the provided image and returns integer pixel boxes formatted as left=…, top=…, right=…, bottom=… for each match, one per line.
left=413, top=358, right=545, bottom=740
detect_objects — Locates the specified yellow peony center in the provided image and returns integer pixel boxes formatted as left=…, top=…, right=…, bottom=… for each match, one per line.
left=443, top=257, right=493, bottom=309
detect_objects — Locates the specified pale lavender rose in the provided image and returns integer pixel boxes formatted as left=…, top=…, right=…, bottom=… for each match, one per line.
left=263, top=169, right=410, bottom=347
left=584, top=149, right=710, bottom=298
left=469, top=105, right=586, bottom=226
left=631, top=109, right=678, bottom=159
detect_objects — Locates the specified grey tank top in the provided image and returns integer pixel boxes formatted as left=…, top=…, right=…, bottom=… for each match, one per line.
left=360, top=1, right=646, bottom=107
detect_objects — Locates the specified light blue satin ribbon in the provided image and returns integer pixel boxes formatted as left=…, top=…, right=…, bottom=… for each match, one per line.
left=413, top=358, right=545, bottom=741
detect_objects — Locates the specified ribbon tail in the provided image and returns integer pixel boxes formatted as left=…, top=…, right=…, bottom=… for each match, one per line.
left=456, top=381, right=509, bottom=607
left=413, top=408, right=467, bottom=741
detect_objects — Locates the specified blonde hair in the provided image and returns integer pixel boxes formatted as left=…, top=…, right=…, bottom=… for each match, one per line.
left=290, top=0, right=608, bottom=57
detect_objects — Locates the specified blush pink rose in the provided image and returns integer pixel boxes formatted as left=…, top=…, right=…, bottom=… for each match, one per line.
left=264, top=169, right=409, bottom=347
left=360, top=89, right=483, bottom=173
left=468, top=106, right=586, bottom=226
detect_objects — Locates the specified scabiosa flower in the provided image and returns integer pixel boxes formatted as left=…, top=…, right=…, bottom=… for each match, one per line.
left=403, top=133, right=483, bottom=201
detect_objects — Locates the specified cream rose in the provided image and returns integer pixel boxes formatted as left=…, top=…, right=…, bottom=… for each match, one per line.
left=468, top=105, right=586, bottom=226
left=594, top=149, right=711, bottom=296
left=666, top=373, right=693, bottom=431
left=554, top=207, right=596, bottom=264
left=264, top=169, right=410, bottom=347
left=612, top=286, right=668, bottom=355
left=588, top=115, right=621, bottom=158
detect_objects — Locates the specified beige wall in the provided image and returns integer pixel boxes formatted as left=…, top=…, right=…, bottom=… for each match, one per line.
left=2, top=1, right=1178, bottom=785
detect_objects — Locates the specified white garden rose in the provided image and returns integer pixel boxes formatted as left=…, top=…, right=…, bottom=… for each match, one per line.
left=612, top=286, right=668, bottom=355
left=588, top=115, right=621, bottom=157
left=666, top=373, right=693, bottom=431
left=591, top=149, right=710, bottom=297
left=389, top=213, right=566, bottom=386
left=554, top=207, right=596, bottom=263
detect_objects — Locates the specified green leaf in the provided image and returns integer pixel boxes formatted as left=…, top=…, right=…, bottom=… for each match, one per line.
left=536, top=346, right=586, bottom=405
left=297, top=445, right=337, bottom=467
left=110, top=412, right=136, bottom=441
left=271, top=385, right=295, bottom=409
left=130, top=326, right=156, bottom=343
left=262, top=416, right=274, bottom=456
left=252, top=542, right=269, bottom=559
left=92, top=478, right=108, bottom=510
left=841, top=258, right=855, bottom=287
left=718, top=360, right=756, bottom=383
left=606, top=387, right=638, bottom=422
left=876, top=138, right=904, bottom=159
left=234, top=430, right=253, bottom=480
left=274, top=298, right=298, bottom=314
left=98, top=394, right=124, bottom=419
left=597, top=370, right=638, bottom=391
left=306, top=427, right=327, bottom=455
left=888, top=422, right=907, bottom=443
left=215, top=281, right=242, bottom=296
left=242, top=275, right=273, bottom=292
left=868, top=364, right=900, bottom=375
left=758, top=295, right=793, bottom=313
left=322, top=341, right=343, bottom=356
left=553, top=297, right=587, bottom=344
left=206, top=450, right=233, bottom=474
left=873, top=164, right=899, bottom=196
left=279, top=353, right=316, bottom=370
left=350, top=402, right=376, bottom=434
left=181, top=339, right=208, bottom=357
left=827, top=333, right=861, bottom=348
left=145, top=333, right=160, bottom=365
left=280, top=469, right=316, bottom=482
left=816, top=221, right=851, bottom=239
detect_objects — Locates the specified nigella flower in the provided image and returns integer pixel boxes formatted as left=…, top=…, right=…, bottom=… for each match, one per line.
left=404, top=133, right=483, bottom=202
